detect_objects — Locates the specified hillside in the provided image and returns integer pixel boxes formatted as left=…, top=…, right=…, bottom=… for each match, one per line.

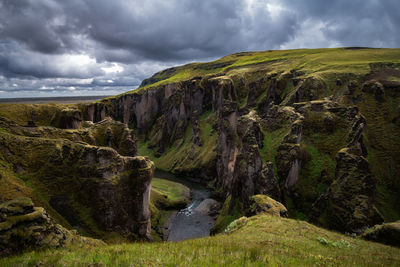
left=136, top=47, right=400, bottom=90
left=1, top=214, right=399, bottom=266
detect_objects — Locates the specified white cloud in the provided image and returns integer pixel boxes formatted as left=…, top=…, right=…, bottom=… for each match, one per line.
left=102, top=63, right=124, bottom=74
left=281, top=19, right=341, bottom=49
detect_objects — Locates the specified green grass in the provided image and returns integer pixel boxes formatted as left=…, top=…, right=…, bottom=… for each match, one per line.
left=132, top=48, right=400, bottom=93
left=388, top=76, right=400, bottom=82
left=151, top=178, right=190, bottom=209
left=212, top=196, right=242, bottom=234
left=260, top=127, right=289, bottom=177
left=0, top=103, right=71, bottom=126
left=149, top=177, right=190, bottom=240
left=358, top=92, right=400, bottom=222
left=2, top=214, right=399, bottom=266
left=137, top=111, right=217, bottom=173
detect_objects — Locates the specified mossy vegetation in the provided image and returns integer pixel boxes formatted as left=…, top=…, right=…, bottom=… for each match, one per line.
left=148, top=177, right=190, bottom=240
left=211, top=196, right=242, bottom=234
left=359, top=92, right=400, bottom=222
left=2, top=214, right=399, bottom=266
left=137, top=111, right=217, bottom=174
left=0, top=132, right=115, bottom=239
left=259, top=127, right=289, bottom=177
left=133, top=48, right=400, bottom=92
left=0, top=103, right=72, bottom=126
left=151, top=178, right=190, bottom=209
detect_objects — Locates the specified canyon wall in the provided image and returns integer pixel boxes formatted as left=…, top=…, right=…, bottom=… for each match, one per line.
left=74, top=61, right=400, bottom=233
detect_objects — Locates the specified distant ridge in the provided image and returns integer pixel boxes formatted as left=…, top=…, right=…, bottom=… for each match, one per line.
left=0, top=95, right=111, bottom=104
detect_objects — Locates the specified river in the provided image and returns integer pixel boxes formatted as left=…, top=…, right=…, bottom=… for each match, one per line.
left=154, top=170, right=216, bottom=242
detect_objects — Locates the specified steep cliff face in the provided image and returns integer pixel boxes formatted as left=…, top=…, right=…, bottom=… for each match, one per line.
left=298, top=102, right=384, bottom=232
left=77, top=48, right=400, bottom=234
left=0, top=117, right=153, bottom=241
left=0, top=116, right=137, bottom=157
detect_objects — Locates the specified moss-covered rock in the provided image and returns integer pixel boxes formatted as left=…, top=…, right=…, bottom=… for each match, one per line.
left=310, top=115, right=383, bottom=233
left=247, top=195, right=288, bottom=217
left=0, top=198, right=104, bottom=256
left=0, top=116, right=137, bottom=157
left=362, top=221, right=400, bottom=247
left=0, top=118, right=153, bottom=241
left=50, top=108, right=82, bottom=129
left=224, top=216, right=248, bottom=234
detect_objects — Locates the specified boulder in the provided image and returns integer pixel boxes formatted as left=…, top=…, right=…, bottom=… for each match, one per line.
left=224, top=216, right=248, bottom=234
left=0, top=198, right=104, bottom=256
left=362, top=221, right=400, bottom=247
left=194, top=199, right=221, bottom=214
left=247, top=195, right=288, bottom=217
left=362, top=81, right=386, bottom=102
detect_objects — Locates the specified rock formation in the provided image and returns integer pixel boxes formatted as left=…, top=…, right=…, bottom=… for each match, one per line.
left=50, top=108, right=82, bottom=129
left=0, top=198, right=104, bottom=256
left=0, top=116, right=153, bottom=241
left=362, top=221, right=400, bottom=247
left=246, top=195, right=288, bottom=217
left=309, top=111, right=383, bottom=233
left=73, top=68, right=396, bottom=234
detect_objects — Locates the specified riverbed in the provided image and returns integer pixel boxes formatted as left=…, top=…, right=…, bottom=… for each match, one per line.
left=154, top=170, right=216, bottom=242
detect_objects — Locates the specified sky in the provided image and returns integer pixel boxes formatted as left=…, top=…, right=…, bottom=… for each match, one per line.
left=0, top=0, right=399, bottom=98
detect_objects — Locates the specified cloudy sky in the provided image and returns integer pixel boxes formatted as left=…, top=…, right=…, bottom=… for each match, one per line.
left=0, top=0, right=399, bottom=98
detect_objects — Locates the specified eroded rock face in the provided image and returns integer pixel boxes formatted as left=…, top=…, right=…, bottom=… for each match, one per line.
left=70, top=62, right=398, bottom=235
left=204, top=76, right=282, bottom=209
left=89, top=154, right=154, bottom=239
left=50, top=108, right=82, bottom=129
left=0, top=116, right=138, bottom=157
left=247, top=195, right=288, bottom=217
left=0, top=198, right=104, bottom=256
left=362, top=221, right=400, bottom=247
left=213, top=77, right=240, bottom=196
left=0, top=130, right=153, bottom=240
left=276, top=110, right=304, bottom=195
left=310, top=114, right=383, bottom=233
left=231, top=111, right=281, bottom=205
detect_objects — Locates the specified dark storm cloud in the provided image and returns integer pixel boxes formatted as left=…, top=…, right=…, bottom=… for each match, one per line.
left=0, top=0, right=399, bottom=97
left=280, top=0, right=400, bottom=48
left=1, top=0, right=297, bottom=65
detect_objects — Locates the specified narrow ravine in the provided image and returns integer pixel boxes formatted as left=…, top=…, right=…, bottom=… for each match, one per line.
left=154, top=170, right=216, bottom=242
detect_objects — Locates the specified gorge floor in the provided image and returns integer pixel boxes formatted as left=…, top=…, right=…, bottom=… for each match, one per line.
left=154, top=170, right=216, bottom=242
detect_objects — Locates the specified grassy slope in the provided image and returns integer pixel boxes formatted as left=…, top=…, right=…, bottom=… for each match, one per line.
left=133, top=48, right=400, bottom=92
left=0, top=103, right=72, bottom=126
left=2, top=214, right=399, bottom=266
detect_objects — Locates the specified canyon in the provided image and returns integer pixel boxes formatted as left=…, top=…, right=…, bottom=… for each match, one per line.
left=0, top=48, right=400, bottom=258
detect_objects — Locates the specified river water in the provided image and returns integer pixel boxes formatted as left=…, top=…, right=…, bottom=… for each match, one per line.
left=154, top=170, right=215, bottom=242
